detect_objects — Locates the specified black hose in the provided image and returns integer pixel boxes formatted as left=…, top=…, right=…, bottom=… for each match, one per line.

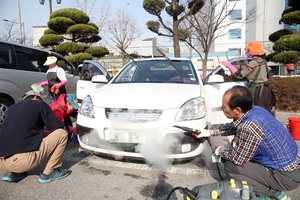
left=165, top=186, right=197, bottom=200
left=206, top=138, right=224, bottom=181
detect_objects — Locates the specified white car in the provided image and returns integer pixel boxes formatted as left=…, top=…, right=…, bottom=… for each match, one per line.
left=76, top=57, right=247, bottom=161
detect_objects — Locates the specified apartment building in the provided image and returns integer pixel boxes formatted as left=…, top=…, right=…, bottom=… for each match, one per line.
left=214, top=0, right=285, bottom=56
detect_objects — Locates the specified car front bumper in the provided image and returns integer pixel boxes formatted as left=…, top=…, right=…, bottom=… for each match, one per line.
left=76, top=123, right=206, bottom=160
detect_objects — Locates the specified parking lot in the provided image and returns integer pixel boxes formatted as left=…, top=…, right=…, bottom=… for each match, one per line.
left=1, top=111, right=300, bottom=200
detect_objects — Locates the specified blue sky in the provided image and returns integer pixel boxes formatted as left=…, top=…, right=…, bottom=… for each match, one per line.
left=0, top=0, right=172, bottom=48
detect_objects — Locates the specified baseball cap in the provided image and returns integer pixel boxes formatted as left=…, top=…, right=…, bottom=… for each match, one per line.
left=44, top=56, right=57, bottom=65
left=244, top=40, right=265, bottom=56
left=66, top=94, right=79, bottom=109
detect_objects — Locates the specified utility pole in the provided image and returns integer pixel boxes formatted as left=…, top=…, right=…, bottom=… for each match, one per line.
left=17, top=0, right=23, bottom=44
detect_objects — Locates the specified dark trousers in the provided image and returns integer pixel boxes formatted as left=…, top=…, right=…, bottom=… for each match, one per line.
left=253, top=85, right=273, bottom=113
left=224, top=161, right=300, bottom=197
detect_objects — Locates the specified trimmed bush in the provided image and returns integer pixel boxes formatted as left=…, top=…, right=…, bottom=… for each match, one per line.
left=269, top=76, right=300, bottom=112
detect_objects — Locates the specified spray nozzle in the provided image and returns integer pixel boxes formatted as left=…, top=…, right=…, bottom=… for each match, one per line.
left=173, top=125, right=201, bottom=135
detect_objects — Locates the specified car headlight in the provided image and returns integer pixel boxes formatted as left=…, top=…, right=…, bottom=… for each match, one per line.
left=175, top=97, right=206, bottom=122
left=79, top=95, right=94, bottom=118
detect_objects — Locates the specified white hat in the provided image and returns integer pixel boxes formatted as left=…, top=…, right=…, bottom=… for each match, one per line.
left=44, top=56, right=57, bottom=65
left=22, top=90, right=45, bottom=102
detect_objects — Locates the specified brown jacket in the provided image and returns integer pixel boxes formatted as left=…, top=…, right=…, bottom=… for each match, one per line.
left=240, top=56, right=268, bottom=84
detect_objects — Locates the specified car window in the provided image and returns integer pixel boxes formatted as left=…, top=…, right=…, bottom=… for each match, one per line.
left=0, top=43, right=18, bottom=70
left=81, top=62, right=104, bottom=81
left=14, top=45, right=48, bottom=72
left=113, top=60, right=199, bottom=84
left=56, top=57, right=74, bottom=75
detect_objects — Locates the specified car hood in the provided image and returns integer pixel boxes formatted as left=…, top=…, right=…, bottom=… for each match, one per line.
left=89, top=83, right=202, bottom=109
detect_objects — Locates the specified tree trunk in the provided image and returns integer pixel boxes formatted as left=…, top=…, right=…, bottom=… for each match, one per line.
left=173, top=20, right=181, bottom=58
left=202, top=54, right=209, bottom=77
left=172, top=0, right=180, bottom=58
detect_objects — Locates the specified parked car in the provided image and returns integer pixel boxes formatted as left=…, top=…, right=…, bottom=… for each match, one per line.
left=76, top=57, right=248, bottom=161
left=0, top=40, right=79, bottom=126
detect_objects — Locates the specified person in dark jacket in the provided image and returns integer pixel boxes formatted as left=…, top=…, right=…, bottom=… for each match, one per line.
left=0, top=90, right=71, bottom=184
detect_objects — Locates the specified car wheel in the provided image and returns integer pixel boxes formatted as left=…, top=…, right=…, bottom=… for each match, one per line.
left=0, top=97, right=12, bottom=126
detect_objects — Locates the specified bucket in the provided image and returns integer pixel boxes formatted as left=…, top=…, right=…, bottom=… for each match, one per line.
left=287, top=117, right=300, bottom=140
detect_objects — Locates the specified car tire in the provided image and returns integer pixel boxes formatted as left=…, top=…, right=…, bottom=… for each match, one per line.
left=0, top=97, right=12, bottom=126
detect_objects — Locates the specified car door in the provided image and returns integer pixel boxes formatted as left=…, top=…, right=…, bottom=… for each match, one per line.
left=76, top=60, right=111, bottom=102
left=0, top=42, right=24, bottom=102
left=203, top=57, right=248, bottom=127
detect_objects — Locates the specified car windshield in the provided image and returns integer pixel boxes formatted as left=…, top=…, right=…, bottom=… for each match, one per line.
left=113, top=59, right=199, bottom=84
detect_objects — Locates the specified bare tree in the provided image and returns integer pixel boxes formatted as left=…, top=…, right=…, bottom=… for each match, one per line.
left=143, top=0, right=205, bottom=58
left=106, top=9, right=141, bottom=65
left=72, top=0, right=110, bottom=34
left=183, top=0, right=256, bottom=77
left=0, top=20, right=19, bottom=42
left=1, top=20, right=33, bottom=45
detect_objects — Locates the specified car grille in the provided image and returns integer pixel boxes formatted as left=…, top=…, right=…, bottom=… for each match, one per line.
left=105, top=108, right=162, bottom=122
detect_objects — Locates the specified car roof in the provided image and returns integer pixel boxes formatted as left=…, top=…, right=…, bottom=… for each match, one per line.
left=0, top=40, right=65, bottom=59
left=133, top=57, right=192, bottom=61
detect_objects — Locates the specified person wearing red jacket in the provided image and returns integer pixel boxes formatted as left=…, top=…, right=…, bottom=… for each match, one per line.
left=46, top=94, right=77, bottom=139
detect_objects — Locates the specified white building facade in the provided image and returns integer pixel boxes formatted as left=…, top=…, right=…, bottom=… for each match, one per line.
left=214, top=0, right=285, bottom=56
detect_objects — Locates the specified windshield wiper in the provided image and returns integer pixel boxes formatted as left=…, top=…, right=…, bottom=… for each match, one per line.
left=156, top=48, right=185, bottom=83
left=118, top=47, right=153, bottom=82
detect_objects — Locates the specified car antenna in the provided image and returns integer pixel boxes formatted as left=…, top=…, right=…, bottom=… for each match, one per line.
left=118, top=47, right=153, bottom=82
left=156, top=48, right=184, bottom=83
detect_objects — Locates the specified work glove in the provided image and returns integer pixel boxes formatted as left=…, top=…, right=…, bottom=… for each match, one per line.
left=50, top=86, right=59, bottom=94
left=211, top=146, right=226, bottom=165
left=68, top=126, right=77, bottom=135
left=53, top=80, right=67, bottom=89
left=192, top=129, right=211, bottom=138
left=37, top=80, right=48, bottom=87
left=221, top=61, right=238, bottom=75
left=214, top=146, right=225, bottom=156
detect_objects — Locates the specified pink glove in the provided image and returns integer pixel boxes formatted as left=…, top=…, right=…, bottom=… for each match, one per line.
left=221, top=61, right=238, bottom=74
left=68, top=126, right=77, bottom=135
left=53, top=80, right=67, bottom=89
left=37, top=80, right=48, bottom=87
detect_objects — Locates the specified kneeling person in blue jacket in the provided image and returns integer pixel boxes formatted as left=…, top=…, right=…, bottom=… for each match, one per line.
left=195, top=86, right=300, bottom=200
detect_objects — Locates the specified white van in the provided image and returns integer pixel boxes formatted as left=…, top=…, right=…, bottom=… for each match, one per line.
left=0, top=40, right=79, bottom=125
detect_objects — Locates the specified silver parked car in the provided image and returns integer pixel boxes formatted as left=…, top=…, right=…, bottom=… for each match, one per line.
left=0, top=40, right=79, bottom=126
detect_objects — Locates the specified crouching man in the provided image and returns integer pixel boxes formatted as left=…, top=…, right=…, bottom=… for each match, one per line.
left=0, top=90, right=71, bottom=184
left=195, top=86, right=300, bottom=199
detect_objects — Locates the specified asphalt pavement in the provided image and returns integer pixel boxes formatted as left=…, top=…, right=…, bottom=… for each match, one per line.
left=0, top=111, right=300, bottom=200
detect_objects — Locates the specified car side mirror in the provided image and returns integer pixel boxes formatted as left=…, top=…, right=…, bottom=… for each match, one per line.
left=206, top=74, right=224, bottom=84
left=91, top=75, right=108, bottom=83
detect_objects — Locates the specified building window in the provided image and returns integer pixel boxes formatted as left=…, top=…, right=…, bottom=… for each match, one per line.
left=228, top=29, right=241, bottom=39
left=229, top=9, right=242, bottom=20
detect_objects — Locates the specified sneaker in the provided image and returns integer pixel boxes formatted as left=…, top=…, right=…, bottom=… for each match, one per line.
left=256, top=192, right=291, bottom=200
left=38, top=168, right=71, bottom=184
left=1, top=172, right=28, bottom=182
left=276, top=191, right=291, bottom=200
